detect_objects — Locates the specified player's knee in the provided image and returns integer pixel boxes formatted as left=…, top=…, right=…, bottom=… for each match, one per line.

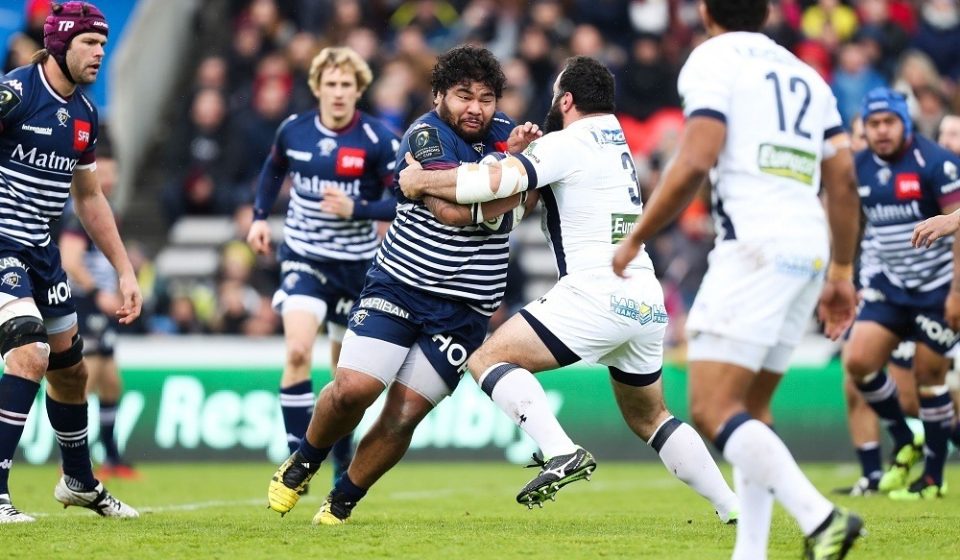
left=688, top=398, right=717, bottom=435
left=898, top=392, right=919, bottom=417
left=48, top=332, right=84, bottom=372
left=328, top=373, right=379, bottom=414
left=285, top=342, right=312, bottom=371
left=843, top=377, right=867, bottom=409
left=842, top=351, right=877, bottom=380
left=0, top=309, right=50, bottom=376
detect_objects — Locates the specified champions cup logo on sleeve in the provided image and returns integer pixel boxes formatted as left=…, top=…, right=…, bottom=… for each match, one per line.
left=74, top=120, right=91, bottom=151
left=336, top=147, right=366, bottom=177
left=894, top=173, right=921, bottom=200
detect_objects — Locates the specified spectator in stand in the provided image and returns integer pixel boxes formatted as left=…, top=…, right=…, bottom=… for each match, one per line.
left=227, top=20, right=266, bottom=96
left=389, top=0, right=459, bottom=51
left=913, top=85, right=949, bottom=139
left=618, top=33, right=680, bottom=121
left=831, top=42, right=887, bottom=126
left=801, top=0, right=859, bottom=44
left=223, top=76, right=292, bottom=206
left=517, top=25, right=557, bottom=124
left=162, top=88, right=232, bottom=222
left=762, top=0, right=802, bottom=52
left=911, top=0, right=960, bottom=81
left=795, top=39, right=833, bottom=81
left=246, top=0, right=295, bottom=51
left=628, top=0, right=671, bottom=36
left=194, top=55, right=229, bottom=91
left=285, top=32, right=321, bottom=112
left=855, top=0, right=909, bottom=80
left=499, top=58, right=534, bottom=123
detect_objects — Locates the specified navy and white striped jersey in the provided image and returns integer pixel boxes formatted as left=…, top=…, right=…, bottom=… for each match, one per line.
left=0, top=64, right=98, bottom=248
left=856, top=134, right=960, bottom=295
left=377, top=110, right=514, bottom=315
left=259, top=110, right=399, bottom=262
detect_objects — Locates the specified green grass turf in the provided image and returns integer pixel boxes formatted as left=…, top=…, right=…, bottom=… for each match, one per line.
left=1, top=462, right=958, bottom=559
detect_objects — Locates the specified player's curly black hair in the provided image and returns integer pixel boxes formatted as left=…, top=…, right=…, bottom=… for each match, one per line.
left=557, top=56, right=615, bottom=114
left=430, top=45, right=506, bottom=99
left=703, top=0, right=769, bottom=32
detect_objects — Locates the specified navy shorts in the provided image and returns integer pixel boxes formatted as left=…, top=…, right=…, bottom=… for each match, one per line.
left=274, top=244, right=371, bottom=327
left=0, top=237, right=74, bottom=318
left=346, top=265, right=489, bottom=391
left=858, top=274, right=958, bottom=356
left=75, top=292, right=118, bottom=356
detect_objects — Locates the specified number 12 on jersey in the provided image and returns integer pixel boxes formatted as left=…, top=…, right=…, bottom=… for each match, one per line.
left=765, top=71, right=811, bottom=139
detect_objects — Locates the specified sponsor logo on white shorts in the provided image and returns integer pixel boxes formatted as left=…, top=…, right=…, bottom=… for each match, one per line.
left=610, top=297, right=668, bottom=325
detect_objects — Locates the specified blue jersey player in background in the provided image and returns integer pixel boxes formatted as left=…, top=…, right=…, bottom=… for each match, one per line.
left=844, top=87, right=960, bottom=500
left=247, top=47, right=399, bottom=484
left=0, top=2, right=139, bottom=523
left=58, top=138, right=139, bottom=481
left=266, top=45, right=540, bottom=525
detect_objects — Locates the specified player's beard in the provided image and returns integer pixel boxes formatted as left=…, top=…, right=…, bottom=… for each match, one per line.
left=437, top=98, right=491, bottom=143
left=543, top=98, right=564, bottom=134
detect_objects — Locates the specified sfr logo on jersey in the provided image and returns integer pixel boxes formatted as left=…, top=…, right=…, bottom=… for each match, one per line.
left=73, top=120, right=91, bottom=152
left=894, top=173, right=921, bottom=200
left=336, top=147, right=366, bottom=177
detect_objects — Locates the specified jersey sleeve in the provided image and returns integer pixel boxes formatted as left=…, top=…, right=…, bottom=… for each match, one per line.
left=933, top=151, right=960, bottom=208
left=820, top=87, right=845, bottom=153
left=252, top=116, right=295, bottom=219
left=378, top=125, right=401, bottom=183
left=0, top=77, right=26, bottom=133
left=77, top=102, right=99, bottom=168
left=677, top=43, right=736, bottom=123
left=513, top=132, right=576, bottom=190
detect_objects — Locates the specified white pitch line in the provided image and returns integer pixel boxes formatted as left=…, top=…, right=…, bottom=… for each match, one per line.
left=20, top=476, right=686, bottom=518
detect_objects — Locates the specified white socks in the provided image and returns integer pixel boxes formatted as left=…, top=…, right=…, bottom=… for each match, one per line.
left=650, top=418, right=738, bottom=520
left=731, top=466, right=773, bottom=560
left=722, top=419, right=833, bottom=535
left=479, top=363, right=576, bottom=458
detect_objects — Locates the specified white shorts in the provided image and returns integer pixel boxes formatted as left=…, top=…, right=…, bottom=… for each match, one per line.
left=686, top=240, right=827, bottom=373
left=521, top=268, right=666, bottom=375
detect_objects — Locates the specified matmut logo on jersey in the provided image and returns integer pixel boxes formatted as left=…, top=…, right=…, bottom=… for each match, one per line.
left=73, top=120, right=91, bottom=152
left=11, top=143, right=76, bottom=172
left=336, top=147, right=366, bottom=177
left=894, top=173, right=922, bottom=200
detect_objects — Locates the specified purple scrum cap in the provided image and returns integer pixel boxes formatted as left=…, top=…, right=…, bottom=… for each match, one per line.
left=43, top=1, right=109, bottom=79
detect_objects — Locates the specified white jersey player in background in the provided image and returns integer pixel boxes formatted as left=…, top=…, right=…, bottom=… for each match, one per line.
left=398, top=55, right=739, bottom=522
left=613, top=1, right=863, bottom=559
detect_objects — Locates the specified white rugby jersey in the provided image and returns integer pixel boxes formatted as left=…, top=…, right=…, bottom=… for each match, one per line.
left=512, top=114, right=654, bottom=277
left=678, top=32, right=844, bottom=243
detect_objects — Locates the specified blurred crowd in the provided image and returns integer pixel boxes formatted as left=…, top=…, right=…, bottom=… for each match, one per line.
left=8, top=0, right=960, bottom=341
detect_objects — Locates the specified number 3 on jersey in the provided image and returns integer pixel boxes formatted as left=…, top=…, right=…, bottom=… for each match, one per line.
left=621, top=152, right=642, bottom=206
left=765, top=71, right=811, bottom=139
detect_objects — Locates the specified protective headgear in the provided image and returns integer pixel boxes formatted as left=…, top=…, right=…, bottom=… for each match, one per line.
left=43, top=2, right=108, bottom=83
left=861, top=87, right=913, bottom=141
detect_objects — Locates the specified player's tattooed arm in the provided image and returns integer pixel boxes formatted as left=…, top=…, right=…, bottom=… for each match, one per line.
left=399, top=153, right=529, bottom=204
left=422, top=194, right=524, bottom=226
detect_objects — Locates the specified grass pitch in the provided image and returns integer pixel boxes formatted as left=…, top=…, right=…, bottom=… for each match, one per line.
left=1, top=462, right=958, bottom=559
